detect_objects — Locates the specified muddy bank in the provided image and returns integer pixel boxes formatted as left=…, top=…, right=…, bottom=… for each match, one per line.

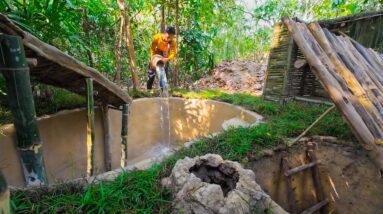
left=247, top=140, right=383, bottom=214
left=194, top=60, right=266, bottom=96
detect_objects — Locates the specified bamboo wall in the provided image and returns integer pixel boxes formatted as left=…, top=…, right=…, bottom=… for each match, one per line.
left=264, top=12, right=383, bottom=102
left=263, top=23, right=297, bottom=103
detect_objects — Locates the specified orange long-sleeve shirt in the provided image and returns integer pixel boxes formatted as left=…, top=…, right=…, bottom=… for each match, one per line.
left=150, top=33, right=176, bottom=60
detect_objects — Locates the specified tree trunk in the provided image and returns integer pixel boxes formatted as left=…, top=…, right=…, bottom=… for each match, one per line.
left=173, top=0, right=179, bottom=87
left=0, top=34, right=48, bottom=187
left=117, top=0, right=140, bottom=91
left=161, top=0, right=166, bottom=32
left=82, top=7, right=94, bottom=67
left=0, top=171, right=10, bottom=214
left=114, top=17, right=125, bottom=83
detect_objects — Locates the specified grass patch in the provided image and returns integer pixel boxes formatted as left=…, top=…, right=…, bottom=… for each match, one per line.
left=11, top=89, right=353, bottom=213
left=0, top=85, right=86, bottom=124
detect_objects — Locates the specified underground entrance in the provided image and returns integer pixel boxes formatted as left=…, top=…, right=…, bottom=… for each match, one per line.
left=189, top=161, right=240, bottom=197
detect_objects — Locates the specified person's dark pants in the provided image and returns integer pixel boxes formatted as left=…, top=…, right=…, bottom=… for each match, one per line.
left=147, top=63, right=169, bottom=90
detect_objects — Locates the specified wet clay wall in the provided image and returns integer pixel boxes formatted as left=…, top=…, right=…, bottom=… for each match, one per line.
left=0, top=98, right=261, bottom=187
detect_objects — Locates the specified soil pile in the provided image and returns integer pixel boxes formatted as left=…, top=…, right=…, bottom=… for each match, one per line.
left=194, top=60, right=266, bottom=96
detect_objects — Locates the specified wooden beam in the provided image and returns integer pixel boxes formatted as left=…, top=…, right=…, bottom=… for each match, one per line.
left=285, top=161, right=317, bottom=176
left=282, top=158, right=298, bottom=214
left=300, top=200, right=328, bottom=214
left=307, top=150, right=326, bottom=213
left=121, top=104, right=129, bottom=167
left=0, top=34, right=48, bottom=186
left=101, top=104, right=112, bottom=171
left=26, top=58, right=38, bottom=67
left=86, top=78, right=95, bottom=176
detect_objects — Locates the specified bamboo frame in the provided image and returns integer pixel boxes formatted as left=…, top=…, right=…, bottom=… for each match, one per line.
left=121, top=104, right=129, bottom=167
left=283, top=17, right=383, bottom=172
left=101, top=104, right=112, bottom=171
left=86, top=78, right=95, bottom=176
left=0, top=34, right=48, bottom=187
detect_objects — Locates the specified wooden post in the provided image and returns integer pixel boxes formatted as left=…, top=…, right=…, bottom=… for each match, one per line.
left=0, top=34, right=48, bottom=186
left=0, top=171, right=10, bottom=214
left=282, top=158, right=297, bottom=214
left=101, top=104, right=112, bottom=171
left=121, top=104, right=129, bottom=167
left=86, top=78, right=95, bottom=176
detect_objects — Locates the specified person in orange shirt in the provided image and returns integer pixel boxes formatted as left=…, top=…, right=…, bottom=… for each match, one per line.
left=147, top=26, right=177, bottom=90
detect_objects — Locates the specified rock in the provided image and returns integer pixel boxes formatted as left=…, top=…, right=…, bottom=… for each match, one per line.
left=261, top=149, right=274, bottom=157
left=161, top=154, right=287, bottom=214
left=222, top=117, right=250, bottom=130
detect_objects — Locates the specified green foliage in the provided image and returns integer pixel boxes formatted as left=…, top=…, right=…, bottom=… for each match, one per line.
left=1, top=0, right=380, bottom=87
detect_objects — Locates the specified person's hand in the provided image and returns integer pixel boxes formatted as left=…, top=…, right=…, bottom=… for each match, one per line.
left=162, top=58, right=169, bottom=64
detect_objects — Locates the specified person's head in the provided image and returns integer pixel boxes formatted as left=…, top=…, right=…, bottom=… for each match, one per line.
left=162, top=26, right=175, bottom=42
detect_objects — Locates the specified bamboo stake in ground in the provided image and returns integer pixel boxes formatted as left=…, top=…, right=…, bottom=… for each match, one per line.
left=288, top=105, right=336, bottom=146
left=86, top=78, right=95, bottom=176
left=101, top=104, right=112, bottom=171
left=121, top=104, right=129, bottom=167
left=0, top=171, right=10, bottom=214
left=0, top=34, right=48, bottom=186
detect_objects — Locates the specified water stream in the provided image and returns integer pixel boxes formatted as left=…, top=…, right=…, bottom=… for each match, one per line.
left=157, top=66, right=171, bottom=147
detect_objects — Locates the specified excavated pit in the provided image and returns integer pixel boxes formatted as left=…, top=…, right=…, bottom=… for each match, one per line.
left=189, top=162, right=239, bottom=197
left=247, top=139, right=383, bottom=214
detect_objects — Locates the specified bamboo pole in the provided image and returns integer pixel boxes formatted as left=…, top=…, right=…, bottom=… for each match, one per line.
left=308, top=22, right=383, bottom=130
left=288, top=105, right=336, bottom=146
left=121, top=104, right=129, bottom=167
left=101, top=104, right=112, bottom=171
left=86, top=78, right=95, bottom=176
left=0, top=34, right=48, bottom=186
left=0, top=171, right=11, bottom=214
left=282, top=17, right=383, bottom=172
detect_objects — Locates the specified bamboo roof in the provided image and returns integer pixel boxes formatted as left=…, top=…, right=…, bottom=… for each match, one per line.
left=283, top=17, right=383, bottom=172
left=319, top=10, right=383, bottom=26
left=0, top=13, right=131, bottom=107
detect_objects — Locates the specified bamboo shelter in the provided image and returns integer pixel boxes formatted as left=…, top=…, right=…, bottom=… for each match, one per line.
left=282, top=17, right=383, bottom=172
left=0, top=13, right=132, bottom=187
left=264, top=11, right=383, bottom=103
left=0, top=13, right=131, bottom=106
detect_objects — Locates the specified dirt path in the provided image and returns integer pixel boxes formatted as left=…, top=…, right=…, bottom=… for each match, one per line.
left=194, top=60, right=266, bottom=96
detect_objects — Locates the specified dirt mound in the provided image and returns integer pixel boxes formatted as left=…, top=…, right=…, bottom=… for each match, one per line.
left=194, top=60, right=266, bottom=96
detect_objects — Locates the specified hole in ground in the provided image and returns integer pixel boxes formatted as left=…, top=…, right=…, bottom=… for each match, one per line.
left=189, top=163, right=239, bottom=197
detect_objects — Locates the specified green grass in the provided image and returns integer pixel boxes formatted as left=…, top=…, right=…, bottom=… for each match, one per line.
left=0, top=86, right=86, bottom=124
left=11, top=89, right=353, bottom=213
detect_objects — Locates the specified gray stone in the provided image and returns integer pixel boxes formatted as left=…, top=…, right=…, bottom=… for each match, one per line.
left=162, top=154, right=288, bottom=214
